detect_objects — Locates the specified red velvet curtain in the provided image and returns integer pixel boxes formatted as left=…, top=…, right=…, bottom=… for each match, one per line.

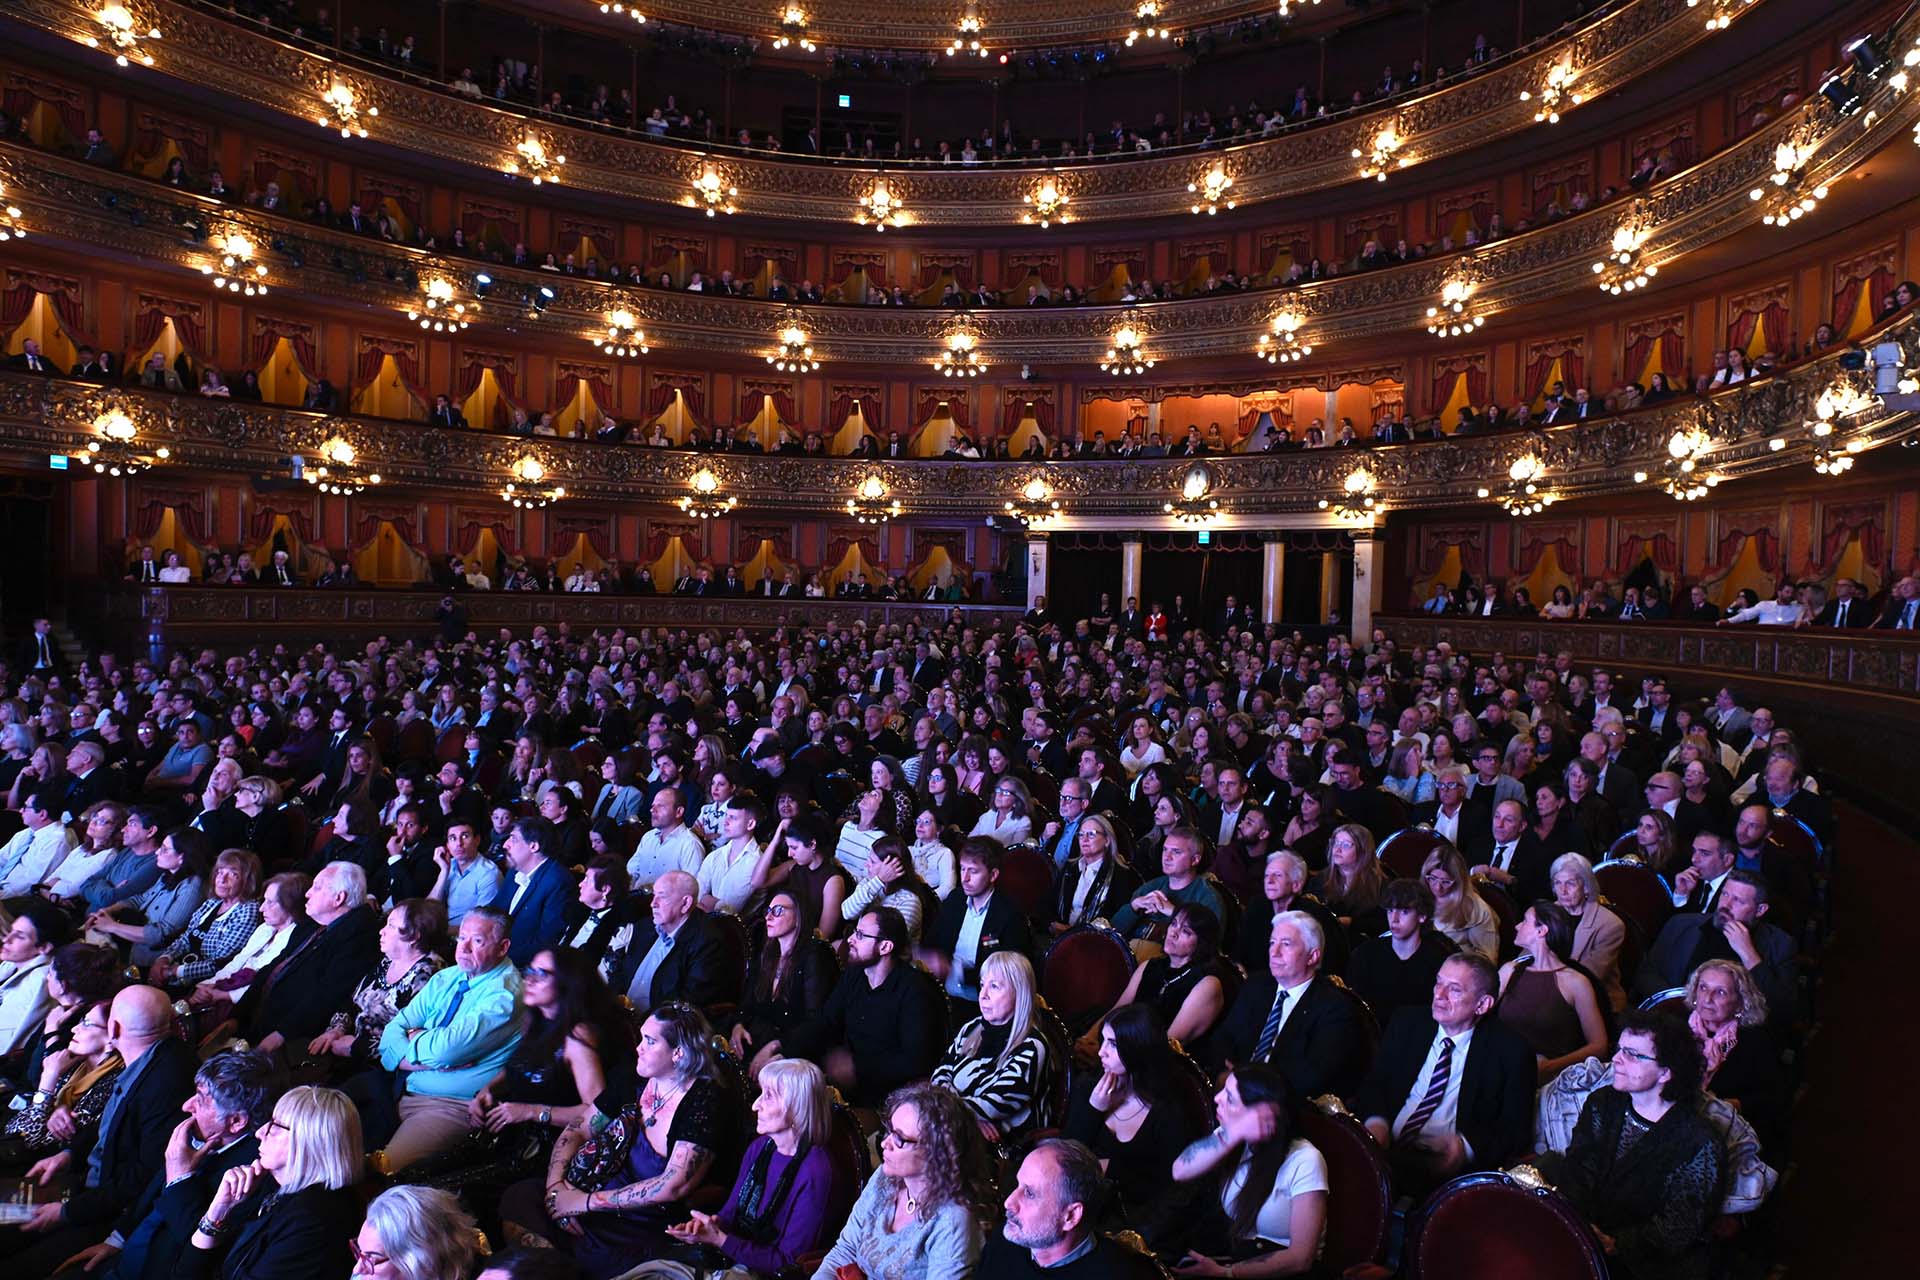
left=1525, top=347, right=1585, bottom=402
left=1003, top=394, right=1054, bottom=434
left=1430, top=364, right=1487, bottom=415
left=136, top=119, right=208, bottom=172
left=1715, top=525, right=1780, bottom=574
left=252, top=505, right=315, bottom=544
left=1418, top=527, right=1486, bottom=577
left=2, top=284, right=38, bottom=329
left=354, top=507, right=419, bottom=549
left=648, top=380, right=681, bottom=416
left=1616, top=532, right=1678, bottom=575
left=916, top=390, right=969, bottom=430
left=830, top=390, right=881, bottom=429
left=3, top=87, right=84, bottom=140
left=1519, top=531, right=1581, bottom=574
left=134, top=302, right=205, bottom=359
left=1726, top=303, right=1789, bottom=358
left=550, top=516, right=611, bottom=558
left=681, top=380, right=707, bottom=422
left=5, top=283, right=86, bottom=338
left=825, top=530, right=882, bottom=570
left=459, top=358, right=518, bottom=400
left=459, top=515, right=518, bottom=558
left=358, top=343, right=424, bottom=394
left=1833, top=266, right=1895, bottom=333
left=1820, top=505, right=1885, bottom=568
left=252, top=323, right=317, bottom=373
left=1624, top=326, right=1686, bottom=383
left=133, top=490, right=207, bottom=542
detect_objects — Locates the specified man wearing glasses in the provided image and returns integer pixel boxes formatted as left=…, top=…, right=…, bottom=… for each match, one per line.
left=776, top=905, right=944, bottom=1107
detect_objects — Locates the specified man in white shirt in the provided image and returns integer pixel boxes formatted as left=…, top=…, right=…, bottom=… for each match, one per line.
left=0, top=789, right=79, bottom=898
left=626, top=784, right=705, bottom=887
left=1428, top=767, right=1471, bottom=844
left=1719, top=582, right=1808, bottom=627
left=696, top=798, right=763, bottom=914
left=0, top=900, right=68, bottom=1055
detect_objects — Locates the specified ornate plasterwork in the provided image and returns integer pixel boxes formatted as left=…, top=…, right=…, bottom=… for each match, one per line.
left=5, top=0, right=1728, bottom=226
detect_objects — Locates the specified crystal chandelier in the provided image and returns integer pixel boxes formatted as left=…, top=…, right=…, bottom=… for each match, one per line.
left=1593, top=219, right=1656, bottom=295
left=1750, top=130, right=1828, bottom=228
left=947, top=4, right=988, bottom=57
left=1022, top=176, right=1069, bottom=228
left=1128, top=2, right=1172, bottom=45
left=83, top=410, right=169, bottom=476
left=855, top=179, right=906, bottom=231
left=1101, top=315, right=1156, bottom=375
left=1188, top=164, right=1236, bottom=215
left=318, top=80, right=376, bottom=138
left=1635, top=427, right=1717, bottom=500
left=847, top=474, right=902, bottom=524
left=935, top=327, right=986, bottom=377
left=409, top=278, right=471, bottom=331
left=1256, top=312, right=1311, bottom=363
left=773, top=5, right=816, bottom=51
left=1426, top=280, right=1484, bottom=336
left=203, top=234, right=268, bottom=296
left=599, top=3, right=647, bottom=24
left=679, top=466, right=739, bottom=519
left=1318, top=467, right=1381, bottom=521
left=769, top=312, right=820, bottom=372
left=506, top=135, right=565, bottom=185
left=0, top=181, right=22, bottom=242
left=1478, top=452, right=1556, bottom=516
left=597, top=310, right=650, bottom=358
left=690, top=167, right=737, bottom=217
left=85, top=4, right=161, bottom=68
left=1164, top=464, right=1222, bottom=525
left=1004, top=476, right=1062, bottom=527
left=304, top=437, right=381, bottom=496
left=1521, top=61, right=1581, bottom=123
left=503, top=456, right=566, bottom=508
left=1771, top=379, right=1878, bottom=477
left=1353, top=124, right=1408, bottom=181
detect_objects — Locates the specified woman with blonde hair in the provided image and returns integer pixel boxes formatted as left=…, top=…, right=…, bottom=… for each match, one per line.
left=1420, top=844, right=1501, bottom=961
left=1683, top=958, right=1786, bottom=1149
left=183, top=1084, right=362, bottom=1278
left=932, top=950, right=1055, bottom=1142
left=1309, top=822, right=1389, bottom=937
left=355, top=1186, right=482, bottom=1280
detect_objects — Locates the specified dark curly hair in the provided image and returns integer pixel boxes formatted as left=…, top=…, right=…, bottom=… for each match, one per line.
left=880, top=1081, right=999, bottom=1225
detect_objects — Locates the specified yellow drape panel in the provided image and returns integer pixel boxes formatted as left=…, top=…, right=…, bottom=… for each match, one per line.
left=650, top=389, right=695, bottom=444
left=552, top=380, right=603, bottom=437
left=741, top=539, right=790, bottom=586
left=1444, top=209, right=1478, bottom=244
left=1007, top=412, right=1048, bottom=457
left=126, top=315, right=188, bottom=385
left=1702, top=537, right=1774, bottom=608
left=827, top=405, right=877, bottom=456
left=825, top=543, right=883, bottom=591
left=1844, top=283, right=1879, bottom=340
left=1414, top=545, right=1465, bottom=605
left=460, top=368, right=514, bottom=431
left=374, top=197, right=415, bottom=243
left=562, top=233, right=609, bottom=265
left=21, top=102, right=76, bottom=150
left=914, top=270, right=957, bottom=307
left=351, top=354, right=426, bottom=421
left=1178, top=255, right=1214, bottom=296
left=908, top=546, right=956, bottom=591
left=1530, top=357, right=1567, bottom=413
left=1741, top=317, right=1771, bottom=360
left=351, top=521, right=429, bottom=587
left=909, top=410, right=960, bottom=458
left=830, top=269, right=878, bottom=304
left=1001, top=272, right=1046, bottom=304
left=1087, top=263, right=1135, bottom=304
left=463, top=528, right=503, bottom=577
left=1634, top=340, right=1668, bottom=390
left=740, top=394, right=790, bottom=451
left=6, top=295, right=81, bottom=369
left=140, top=508, right=205, bottom=577
left=1259, top=247, right=1296, bottom=286
left=127, top=136, right=185, bottom=180
left=654, top=251, right=695, bottom=289
left=1521, top=543, right=1577, bottom=611
left=748, top=259, right=788, bottom=297
left=646, top=535, right=698, bottom=589
left=1438, top=372, right=1474, bottom=432
left=248, top=512, right=307, bottom=573
left=255, top=336, right=312, bottom=407
left=554, top=532, right=607, bottom=583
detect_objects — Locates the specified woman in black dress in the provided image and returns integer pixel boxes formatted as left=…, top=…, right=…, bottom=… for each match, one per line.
left=1084, top=903, right=1233, bottom=1054
left=729, top=890, right=839, bottom=1081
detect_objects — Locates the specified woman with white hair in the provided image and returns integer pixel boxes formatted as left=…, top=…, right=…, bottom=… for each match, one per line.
left=183, top=1084, right=363, bottom=1278
left=931, top=950, right=1055, bottom=1142
left=1551, top=853, right=1627, bottom=1010
left=353, top=1185, right=482, bottom=1280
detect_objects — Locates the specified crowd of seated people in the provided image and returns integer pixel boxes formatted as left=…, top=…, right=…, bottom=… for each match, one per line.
left=0, top=574, right=1843, bottom=1278
left=1421, top=570, right=1920, bottom=634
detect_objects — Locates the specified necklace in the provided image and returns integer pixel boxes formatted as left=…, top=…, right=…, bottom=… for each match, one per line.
left=642, top=1081, right=684, bottom=1128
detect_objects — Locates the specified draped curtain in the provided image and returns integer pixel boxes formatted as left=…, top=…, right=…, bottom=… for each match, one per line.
left=459, top=356, right=518, bottom=400
left=1819, top=503, right=1886, bottom=569
left=559, top=366, right=616, bottom=417
left=2, top=86, right=85, bottom=141
left=135, top=116, right=209, bottom=172
left=1003, top=392, right=1055, bottom=434
left=354, top=506, right=420, bottom=549
left=648, top=380, right=680, bottom=417
left=1430, top=360, right=1487, bottom=414
left=741, top=384, right=798, bottom=425
left=1417, top=527, right=1487, bottom=578
left=1833, top=263, right=1895, bottom=337
left=1726, top=300, right=1790, bottom=358
left=135, top=299, right=206, bottom=360
left=252, top=505, right=316, bottom=544
left=4, top=280, right=86, bottom=337
left=1624, top=324, right=1686, bottom=384
left=252, top=321, right=317, bottom=373
left=828, top=389, right=881, bottom=428
left=1616, top=531, right=1679, bottom=575
left=1518, top=530, right=1581, bottom=574
left=358, top=342, right=424, bottom=395
left=915, top=389, right=969, bottom=430
left=824, top=530, right=883, bottom=569
left=1714, top=523, right=1780, bottom=574
left=458, top=513, right=518, bottom=558
left=133, top=488, right=207, bottom=541
left=1524, top=345, right=1585, bottom=404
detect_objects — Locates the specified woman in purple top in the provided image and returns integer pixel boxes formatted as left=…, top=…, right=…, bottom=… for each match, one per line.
left=664, top=1057, right=853, bottom=1275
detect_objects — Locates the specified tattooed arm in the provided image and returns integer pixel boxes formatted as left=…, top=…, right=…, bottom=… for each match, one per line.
left=589, top=1142, right=715, bottom=1213
left=1172, top=1126, right=1240, bottom=1183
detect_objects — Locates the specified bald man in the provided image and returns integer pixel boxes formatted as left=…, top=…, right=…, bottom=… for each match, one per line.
left=614, top=869, right=738, bottom=1012
left=16, top=985, right=197, bottom=1270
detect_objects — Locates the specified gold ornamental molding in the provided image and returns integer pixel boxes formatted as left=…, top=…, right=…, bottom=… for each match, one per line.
left=3, top=0, right=1734, bottom=226
left=0, top=317, right=1914, bottom=515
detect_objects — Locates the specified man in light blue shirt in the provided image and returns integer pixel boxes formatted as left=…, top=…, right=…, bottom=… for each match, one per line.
left=429, top=820, right=503, bottom=925
left=376, top=906, right=522, bottom=1170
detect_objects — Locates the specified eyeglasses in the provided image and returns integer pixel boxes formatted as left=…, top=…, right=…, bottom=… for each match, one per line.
left=880, top=1126, right=921, bottom=1147
left=260, top=1116, right=291, bottom=1136
left=765, top=904, right=792, bottom=918
left=525, top=965, right=553, bottom=979
left=1613, top=1044, right=1657, bottom=1064
left=852, top=930, right=885, bottom=944
left=349, top=1240, right=391, bottom=1271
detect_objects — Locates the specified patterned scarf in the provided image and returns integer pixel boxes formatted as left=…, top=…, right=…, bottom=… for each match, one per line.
left=1689, top=1007, right=1741, bottom=1087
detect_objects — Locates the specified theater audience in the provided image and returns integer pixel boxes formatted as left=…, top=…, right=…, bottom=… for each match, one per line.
left=1496, top=902, right=1610, bottom=1083
left=778, top=905, right=946, bottom=1107
left=354, top=1186, right=484, bottom=1280
left=1346, top=877, right=1460, bottom=1025
left=1170, top=1063, right=1327, bottom=1276
left=1550, top=853, right=1628, bottom=1009
left=1092, top=902, right=1232, bottom=1052
left=306, top=898, right=446, bottom=1072
left=730, top=890, right=837, bottom=1080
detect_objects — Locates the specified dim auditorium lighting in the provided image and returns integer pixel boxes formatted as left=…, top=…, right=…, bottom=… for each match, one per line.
left=691, top=167, right=738, bottom=216
left=596, top=310, right=649, bottom=358
left=506, top=135, right=565, bottom=185
left=1520, top=61, right=1582, bottom=123
left=1022, top=176, right=1070, bottom=227
left=319, top=81, right=376, bottom=138
left=503, top=456, right=567, bottom=508
left=202, top=233, right=268, bottom=296
left=408, top=278, right=472, bottom=331
left=599, top=3, right=647, bottom=24
left=1426, top=279, right=1485, bottom=336
left=1353, top=124, right=1409, bottom=182
left=84, top=4, right=161, bottom=68
left=84, top=410, right=169, bottom=476
left=1128, top=2, right=1173, bottom=46
left=1188, top=164, right=1236, bottom=214
left=773, top=6, right=817, bottom=52
left=679, top=467, right=738, bottom=519
left=847, top=474, right=902, bottom=524
left=1256, top=312, right=1312, bottom=363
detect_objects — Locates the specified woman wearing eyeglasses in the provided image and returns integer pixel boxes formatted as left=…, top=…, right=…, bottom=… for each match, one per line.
left=352, top=1185, right=482, bottom=1280
left=810, top=1081, right=989, bottom=1279
left=969, top=775, right=1033, bottom=847
left=305, top=899, right=446, bottom=1074
left=0, top=999, right=121, bottom=1171
left=232, top=776, right=293, bottom=868
left=729, top=891, right=838, bottom=1082
left=1418, top=844, right=1499, bottom=962
left=182, top=1084, right=362, bottom=1280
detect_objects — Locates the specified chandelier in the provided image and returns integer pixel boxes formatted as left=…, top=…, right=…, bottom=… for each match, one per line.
left=935, top=327, right=986, bottom=377
left=203, top=233, right=268, bottom=296
left=1426, top=279, right=1485, bottom=336
left=318, top=80, right=376, bottom=139
left=1022, top=175, right=1069, bottom=228
left=1164, top=464, right=1222, bottom=525
left=854, top=178, right=906, bottom=231
left=1772, top=378, right=1878, bottom=476
left=503, top=456, right=566, bottom=508
left=506, top=135, right=565, bottom=185
left=1256, top=312, right=1312, bottom=363
left=408, top=278, right=471, bottom=331
left=1689, top=0, right=1753, bottom=32
left=0, top=181, right=21, bottom=242
left=1004, top=476, right=1062, bottom=527
left=1101, top=314, right=1156, bottom=375
left=599, top=3, right=647, bottom=24
left=596, top=310, right=650, bottom=358
left=679, top=466, right=738, bottom=519
left=1521, top=61, right=1581, bottom=123
left=1276, top=0, right=1321, bottom=16
left=773, top=5, right=816, bottom=51
left=1635, top=426, right=1717, bottom=500
left=304, top=437, right=381, bottom=496
left=768, top=312, right=820, bottom=371
left=1750, top=129, right=1829, bottom=227
left=84, top=4, right=161, bottom=68
left=847, top=474, right=902, bottom=524
left=1593, top=219, right=1656, bottom=295
left=1318, top=467, right=1381, bottom=522
left=1188, top=164, right=1236, bottom=215
left=82, top=409, right=169, bottom=476
left=1478, top=452, right=1556, bottom=515
left=1128, top=2, right=1172, bottom=45
left=690, top=167, right=738, bottom=217
left=1353, top=124, right=1408, bottom=182
left=947, top=4, right=989, bottom=57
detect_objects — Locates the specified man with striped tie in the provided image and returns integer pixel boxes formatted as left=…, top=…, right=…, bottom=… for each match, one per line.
left=1354, top=953, right=1536, bottom=1194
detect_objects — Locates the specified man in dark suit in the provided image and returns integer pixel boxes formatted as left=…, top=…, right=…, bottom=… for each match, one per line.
left=1209, top=908, right=1371, bottom=1102
left=339, top=201, right=379, bottom=236
left=1869, top=574, right=1918, bottom=629
left=12, top=986, right=196, bottom=1272
left=61, top=739, right=119, bottom=817
left=70, top=346, right=115, bottom=382
left=1637, top=870, right=1798, bottom=1024
left=19, top=615, right=62, bottom=676
left=427, top=395, right=468, bottom=430
left=80, top=126, right=117, bottom=167
left=1212, top=594, right=1252, bottom=636
left=488, top=818, right=574, bottom=967
left=262, top=549, right=300, bottom=587
left=921, top=839, right=1035, bottom=1014
left=1463, top=799, right=1553, bottom=904
left=614, top=870, right=740, bottom=1011
left=1813, top=577, right=1873, bottom=627
left=1353, top=953, right=1537, bottom=1194
left=8, top=337, right=55, bottom=375
left=234, top=862, right=374, bottom=1056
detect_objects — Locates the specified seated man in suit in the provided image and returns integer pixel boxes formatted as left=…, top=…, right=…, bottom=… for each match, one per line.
left=233, top=861, right=380, bottom=1058
left=1637, top=870, right=1799, bottom=1025
left=369, top=906, right=522, bottom=1170
left=1465, top=799, right=1552, bottom=904
left=1353, top=952, right=1536, bottom=1195
left=488, top=817, right=573, bottom=968
left=8, top=337, right=56, bottom=375
left=1209, top=909, right=1371, bottom=1102
left=615, top=869, right=738, bottom=1014
left=918, top=838, right=1034, bottom=1015
left=12, top=986, right=197, bottom=1273
left=261, top=549, right=300, bottom=587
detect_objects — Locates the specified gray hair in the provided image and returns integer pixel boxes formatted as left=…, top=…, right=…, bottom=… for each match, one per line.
left=1031, top=1137, right=1107, bottom=1220
left=362, top=1186, right=481, bottom=1280
left=1271, top=908, right=1325, bottom=957
left=757, top=1058, right=832, bottom=1149
left=1264, top=849, right=1309, bottom=887
left=194, top=1049, right=282, bottom=1130
left=322, top=859, right=368, bottom=904
left=1549, top=853, right=1600, bottom=904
